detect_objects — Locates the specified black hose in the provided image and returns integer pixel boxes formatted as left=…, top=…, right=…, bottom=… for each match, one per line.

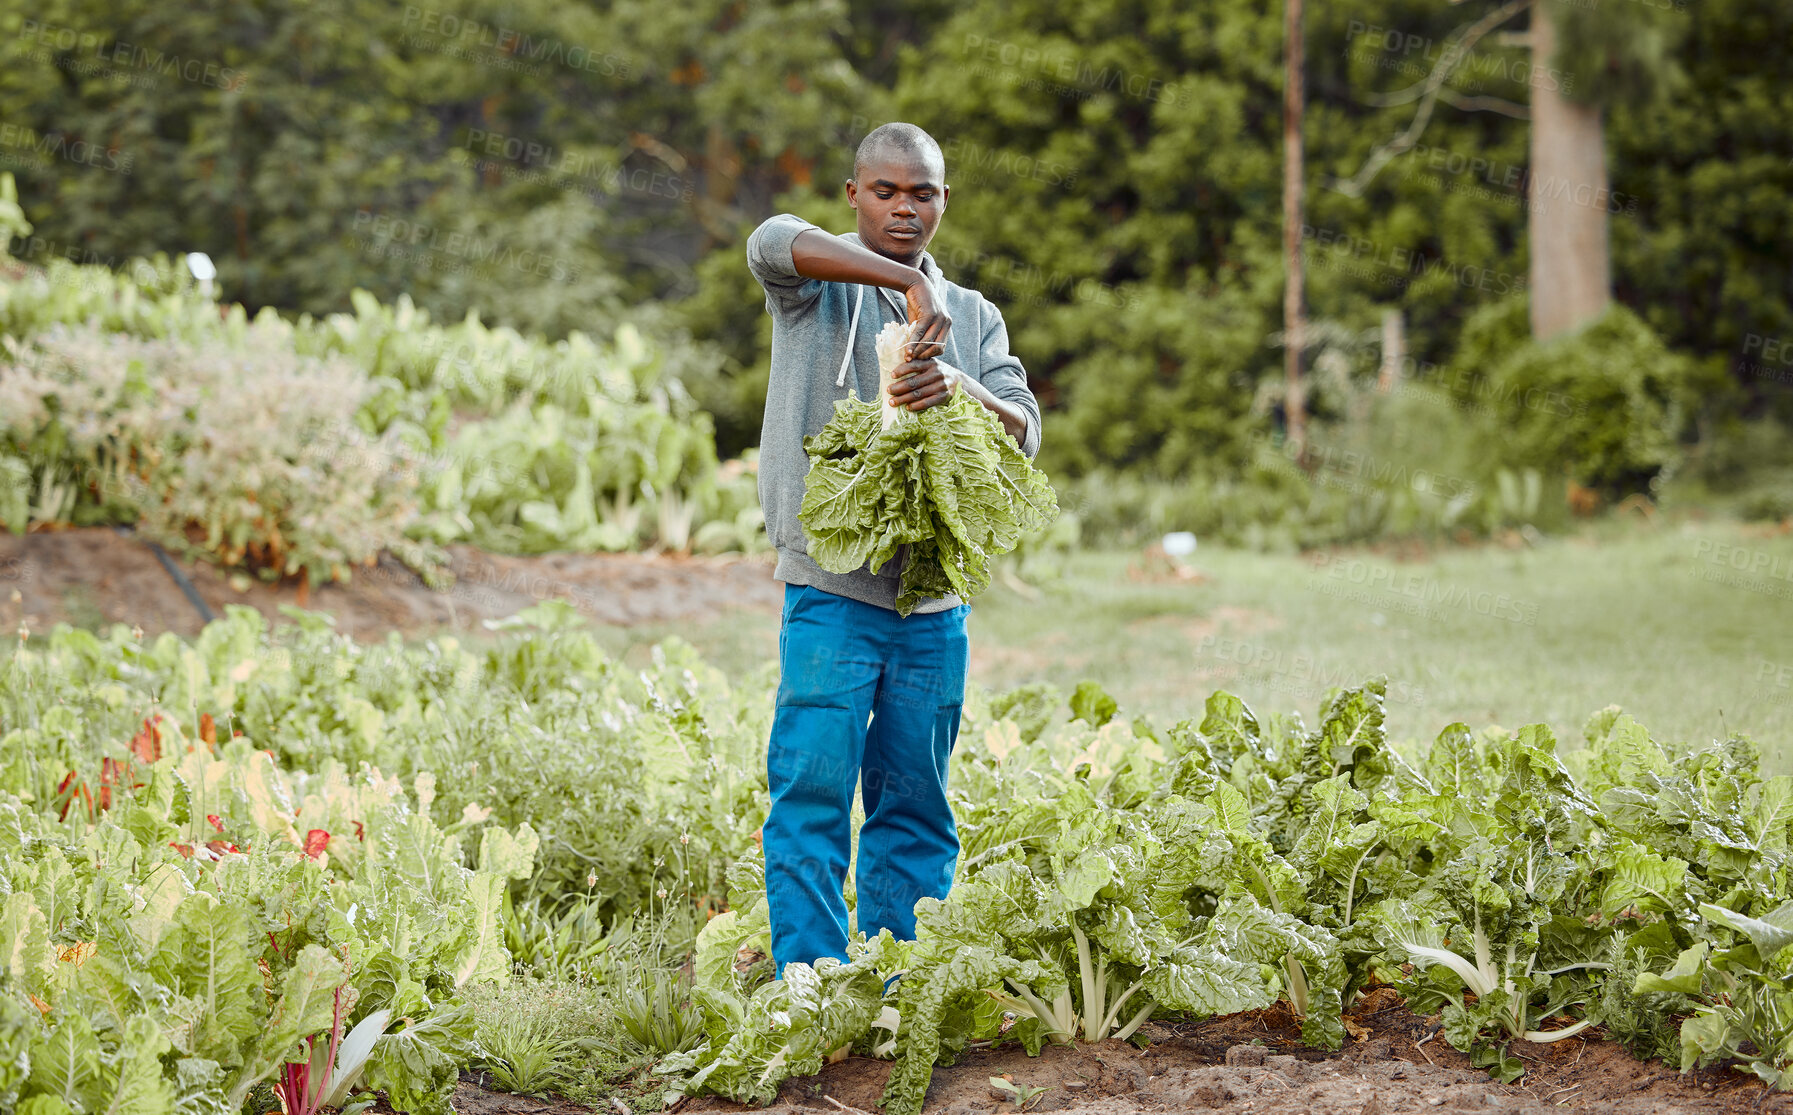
left=113, top=525, right=215, bottom=625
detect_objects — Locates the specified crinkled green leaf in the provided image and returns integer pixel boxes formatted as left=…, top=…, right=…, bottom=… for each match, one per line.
left=799, top=391, right=1058, bottom=616
left=150, top=895, right=259, bottom=1067
left=361, top=1000, right=476, bottom=1115
left=669, top=958, right=885, bottom=1108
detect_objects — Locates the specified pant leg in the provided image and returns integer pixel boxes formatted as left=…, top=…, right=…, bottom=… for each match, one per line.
left=763, top=584, right=882, bottom=979
left=855, top=602, right=970, bottom=942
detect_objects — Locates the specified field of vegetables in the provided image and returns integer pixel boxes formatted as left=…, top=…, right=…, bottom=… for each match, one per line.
left=4, top=188, right=1793, bottom=1115
left=4, top=601, right=1793, bottom=1115
left=0, top=237, right=764, bottom=590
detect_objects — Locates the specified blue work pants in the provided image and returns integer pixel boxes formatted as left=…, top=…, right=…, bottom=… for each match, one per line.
left=762, top=583, right=970, bottom=977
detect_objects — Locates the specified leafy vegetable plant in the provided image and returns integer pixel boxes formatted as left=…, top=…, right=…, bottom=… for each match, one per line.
left=799, top=321, right=1059, bottom=615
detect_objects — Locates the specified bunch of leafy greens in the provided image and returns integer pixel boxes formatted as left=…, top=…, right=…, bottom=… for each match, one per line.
left=799, top=323, right=1058, bottom=615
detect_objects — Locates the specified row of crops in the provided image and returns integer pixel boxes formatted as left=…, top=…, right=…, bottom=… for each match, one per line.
left=0, top=195, right=764, bottom=587
left=3, top=606, right=1792, bottom=1113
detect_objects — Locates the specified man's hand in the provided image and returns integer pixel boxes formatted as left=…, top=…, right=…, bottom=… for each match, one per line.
left=887, top=355, right=964, bottom=411
left=903, top=279, right=950, bottom=361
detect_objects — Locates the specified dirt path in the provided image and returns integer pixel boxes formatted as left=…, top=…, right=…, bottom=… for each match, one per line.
left=0, top=528, right=782, bottom=640
left=421, top=1000, right=1791, bottom=1115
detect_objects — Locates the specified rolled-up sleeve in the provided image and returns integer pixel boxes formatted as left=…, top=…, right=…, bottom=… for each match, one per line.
left=974, top=300, right=1043, bottom=459
left=745, top=213, right=824, bottom=315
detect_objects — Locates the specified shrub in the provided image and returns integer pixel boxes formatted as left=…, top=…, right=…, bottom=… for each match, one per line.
left=1449, top=299, right=1693, bottom=496
left=0, top=323, right=435, bottom=584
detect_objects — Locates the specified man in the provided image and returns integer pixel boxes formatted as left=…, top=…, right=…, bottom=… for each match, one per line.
left=746, top=122, right=1043, bottom=978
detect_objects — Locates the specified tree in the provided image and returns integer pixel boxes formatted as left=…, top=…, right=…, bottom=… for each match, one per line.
left=1283, top=0, right=1308, bottom=457
left=1525, top=0, right=1607, bottom=338
left=1527, top=0, right=1681, bottom=339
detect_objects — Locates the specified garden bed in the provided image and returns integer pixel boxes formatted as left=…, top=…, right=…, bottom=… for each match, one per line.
left=0, top=526, right=780, bottom=640
left=423, top=998, right=1790, bottom=1115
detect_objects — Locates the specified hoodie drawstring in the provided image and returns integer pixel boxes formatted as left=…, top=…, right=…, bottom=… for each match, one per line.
left=837, top=283, right=865, bottom=391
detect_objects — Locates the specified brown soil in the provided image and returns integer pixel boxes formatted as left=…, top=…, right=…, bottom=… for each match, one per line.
left=0, top=527, right=782, bottom=640
left=393, top=1001, right=1793, bottom=1115
left=656, top=998, right=1790, bottom=1115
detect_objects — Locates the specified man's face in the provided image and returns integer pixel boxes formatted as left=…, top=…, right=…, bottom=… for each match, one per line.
left=847, top=147, right=948, bottom=266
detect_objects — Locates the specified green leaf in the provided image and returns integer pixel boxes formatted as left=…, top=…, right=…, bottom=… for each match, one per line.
left=1069, top=682, right=1118, bottom=728
left=448, top=875, right=509, bottom=988
left=1701, top=901, right=1793, bottom=962
left=0, top=893, right=53, bottom=999
left=1634, top=942, right=1708, bottom=996
left=670, top=958, right=885, bottom=1108
left=94, top=1015, right=174, bottom=1115
left=361, top=1001, right=476, bottom=1115
left=1141, top=944, right=1274, bottom=1017
left=226, top=944, right=344, bottom=1109
left=1315, top=679, right=1390, bottom=788
left=151, top=895, right=259, bottom=1067
left=798, top=387, right=1058, bottom=616
left=27, top=1014, right=105, bottom=1113
left=1598, top=841, right=1688, bottom=918
left=475, top=824, right=539, bottom=881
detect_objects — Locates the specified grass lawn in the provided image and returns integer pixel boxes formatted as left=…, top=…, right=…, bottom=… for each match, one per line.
left=596, top=518, right=1793, bottom=770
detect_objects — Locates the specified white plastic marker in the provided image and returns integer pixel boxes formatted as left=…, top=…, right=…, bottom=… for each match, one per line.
left=185, top=251, right=216, bottom=299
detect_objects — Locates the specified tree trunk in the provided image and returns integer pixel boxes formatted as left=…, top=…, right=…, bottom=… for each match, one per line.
left=1378, top=308, right=1404, bottom=394
left=1283, top=0, right=1307, bottom=458
left=1528, top=0, right=1611, bottom=340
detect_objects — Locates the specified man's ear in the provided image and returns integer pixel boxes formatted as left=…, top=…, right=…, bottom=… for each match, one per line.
left=845, top=178, right=858, bottom=209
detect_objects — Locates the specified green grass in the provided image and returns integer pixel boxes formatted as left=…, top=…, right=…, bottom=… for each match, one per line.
left=591, top=520, right=1793, bottom=770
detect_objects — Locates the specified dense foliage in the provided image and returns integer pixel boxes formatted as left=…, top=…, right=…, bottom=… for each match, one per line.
left=668, top=679, right=1793, bottom=1111
left=0, top=231, right=763, bottom=580
left=0, top=691, right=540, bottom=1114
left=0, top=0, right=1784, bottom=499
left=0, top=604, right=774, bottom=1110
left=6, top=610, right=1793, bottom=1110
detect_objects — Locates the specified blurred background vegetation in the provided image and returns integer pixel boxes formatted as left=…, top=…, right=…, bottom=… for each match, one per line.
left=1, top=0, right=1789, bottom=551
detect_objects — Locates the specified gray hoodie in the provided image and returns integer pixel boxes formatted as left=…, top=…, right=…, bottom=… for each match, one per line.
left=746, top=213, right=1043, bottom=615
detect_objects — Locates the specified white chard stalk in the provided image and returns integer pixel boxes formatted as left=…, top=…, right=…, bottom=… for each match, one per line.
left=876, top=321, right=911, bottom=432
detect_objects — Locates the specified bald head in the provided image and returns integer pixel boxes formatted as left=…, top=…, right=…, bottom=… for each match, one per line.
left=854, top=123, right=945, bottom=182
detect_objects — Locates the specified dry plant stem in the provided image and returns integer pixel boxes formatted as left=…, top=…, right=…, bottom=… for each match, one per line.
left=824, top=1095, right=877, bottom=1115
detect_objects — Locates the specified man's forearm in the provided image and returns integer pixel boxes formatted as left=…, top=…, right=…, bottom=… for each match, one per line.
left=791, top=229, right=924, bottom=292
left=955, top=371, right=1030, bottom=448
